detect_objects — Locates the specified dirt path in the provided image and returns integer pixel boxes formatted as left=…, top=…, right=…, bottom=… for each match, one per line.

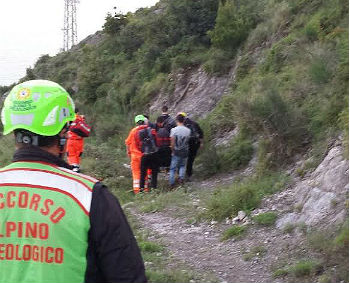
left=133, top=207, right=306, bottom=283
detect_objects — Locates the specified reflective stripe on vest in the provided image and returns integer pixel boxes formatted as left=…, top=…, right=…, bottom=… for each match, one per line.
left=0, top=161, right=95, bottom=283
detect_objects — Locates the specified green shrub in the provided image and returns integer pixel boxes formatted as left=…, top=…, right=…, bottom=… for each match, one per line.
left=273, top=268, right=289, bottom=278
left=139, top=241, right=164, bottom=253
left=253, top=212, right=277, bottom=226
left=220, top=135, right=254, bottom=170
left=232, top=77, right=308, bottom=160
left=205, top=173, right=288, bottom=221
left=197, top=144, right=222, bottom=177
left=209, top=0, right=262, bottom=51
left=307, top=221, right=349, bottom=283
left=290, top=260, right=317, bottom=277
left=203, top=48, right=233, bottom=75
left=132, top=74, right=167, bottom=107
left=309, top=58, right=332, bottom=84
left=283, top=223, right=295, bottom=234
left=221, top=225, right=247, bottom=241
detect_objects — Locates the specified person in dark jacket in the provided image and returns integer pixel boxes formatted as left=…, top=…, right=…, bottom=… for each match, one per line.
left=155, top=116, right=172, bottom=169
left=139, top=116, right=172, bottom=192
left=0, top=80, right=147, bottom=283
left=182, top=113, right=204, bottom=181
left=157, top=106, right=176, bottom=133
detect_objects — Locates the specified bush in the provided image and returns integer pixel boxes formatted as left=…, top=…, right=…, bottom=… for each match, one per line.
left=209, top=0, right=262, bottom=51
left=197, top=144, right=222, bottom=177
left=203, top=48, right=233, bottom=75
left=309, top=57, right=332, bottom=84
left=139, top=241, right=164, bottom=253
left=220, top=135, right=254, bottom=170
left=232, top=77, right=308, bottom=160
left=290, top=260, right=317, bottom=277
left=252, top=212, right=278, bottom=226
left=204, top=173, right=288, bottom=221
left=307, top=221, right=349, bottom=283
left=221, top=225, right=247, bottom=241
left=132, top=74, right=167, bottom=107
left=273, top=268, right=289, bottom=278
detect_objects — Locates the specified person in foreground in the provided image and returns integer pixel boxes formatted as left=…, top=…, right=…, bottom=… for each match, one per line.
left=0, top=80, right=147, bottom=283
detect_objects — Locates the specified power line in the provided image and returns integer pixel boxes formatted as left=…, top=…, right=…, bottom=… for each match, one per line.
left=63, top=0, right=79, bottom=51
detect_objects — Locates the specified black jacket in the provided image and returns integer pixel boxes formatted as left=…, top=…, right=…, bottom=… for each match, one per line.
left=184, top=118, right=204, bottom=140
left=12, top=146, right=147, bottom=283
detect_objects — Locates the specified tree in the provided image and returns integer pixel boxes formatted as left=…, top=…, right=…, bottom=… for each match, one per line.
left=103, top=12, right=128, bottom=35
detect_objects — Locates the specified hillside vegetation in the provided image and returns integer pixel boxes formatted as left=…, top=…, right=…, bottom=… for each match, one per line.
left=2, top=0, right=346, bottom=175
left=0, top=0, right=348, bottom=282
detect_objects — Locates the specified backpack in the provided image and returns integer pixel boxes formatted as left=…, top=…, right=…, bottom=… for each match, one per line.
left=184, top=119, right=200, bottom=140
left=138, top=127, right=158, bottom=154
left=163, top=115, right=176, bottom=134
left=156, top=127, right=171, bottom=148
left=69, top=119, right=91, bottom=137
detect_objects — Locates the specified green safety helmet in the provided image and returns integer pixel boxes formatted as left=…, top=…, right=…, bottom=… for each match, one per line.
left=1, top=80, right=75, bottom=136
left=134, top=114, right=146, bottom=124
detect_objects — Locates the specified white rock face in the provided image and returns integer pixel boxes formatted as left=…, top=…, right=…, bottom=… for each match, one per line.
left=277, top=146, right=348, bottom=229
left=149, top=62, right=240, bottom=119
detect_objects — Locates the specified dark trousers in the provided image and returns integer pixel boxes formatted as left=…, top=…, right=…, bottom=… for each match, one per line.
left=140, top=147, right=172, bottom=189
left=186, top=139, right=200, bottom=177
left=158, top=147, right=172, bottom=168
left=140, top=153, right=159, bottom=190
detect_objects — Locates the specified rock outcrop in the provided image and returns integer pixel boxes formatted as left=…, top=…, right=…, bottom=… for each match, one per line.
left=276, top=145, right=348, bottom=229
left=150, top=54, right=241, bottom=120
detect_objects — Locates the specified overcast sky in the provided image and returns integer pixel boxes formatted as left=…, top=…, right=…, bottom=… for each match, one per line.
left=0, top=0, right=158, bottom=86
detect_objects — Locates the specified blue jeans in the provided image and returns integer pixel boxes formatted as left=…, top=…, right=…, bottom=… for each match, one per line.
left=169, top=155, right=188, bottom=186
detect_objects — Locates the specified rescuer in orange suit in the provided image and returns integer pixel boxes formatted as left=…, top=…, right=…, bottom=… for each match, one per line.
left=125, top=115, right=148, bottom=194
left=66, top=108, right=85, bottom=172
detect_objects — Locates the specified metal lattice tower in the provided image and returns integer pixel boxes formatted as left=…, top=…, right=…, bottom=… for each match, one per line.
left=63, top=0, right=79, bottom=51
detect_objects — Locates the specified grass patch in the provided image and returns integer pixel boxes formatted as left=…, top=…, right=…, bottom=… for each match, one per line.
left=306, top=221, right=349, bottom=283
left=204, top=173, right=289, bottom=221
left=221, top=225, right=247, bottom=241
left=135, top=189, right=192, bottom=214
left=139, top=241, right=164, bottom=253
left=290, top=260, right=318, bottom=277
left=252, top=212, right=278, bottom=226
left=283, top=223, right=295, bottom=234
left=273, top=260, right=320, bottom=279
left=272, top=268, right=289, bottom=278
left=146, top=270, right=195, bottom=283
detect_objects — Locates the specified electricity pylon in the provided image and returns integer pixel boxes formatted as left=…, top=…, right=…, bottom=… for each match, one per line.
left=63, top=0, right=79, bottom=51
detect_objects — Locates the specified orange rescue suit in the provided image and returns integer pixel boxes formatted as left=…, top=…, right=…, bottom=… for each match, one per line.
left=125, top=125, right=148, bottom=194
left=67, top=115, right=84, bottom=166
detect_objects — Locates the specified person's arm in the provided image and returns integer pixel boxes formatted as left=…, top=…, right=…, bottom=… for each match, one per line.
left=194, top=121, right=204, bottom=147
left=125, top=129, right=133, bottom=156
left=86, top=183, right=147, bottom=283
left=170, top=136, right=175, bottom=153
left=170, top=129, right=175, bottom=153
left=194, top=121, right=204, bottom=139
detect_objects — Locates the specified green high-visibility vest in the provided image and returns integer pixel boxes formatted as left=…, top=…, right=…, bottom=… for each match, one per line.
left=0, top=161, right=97, bottom=283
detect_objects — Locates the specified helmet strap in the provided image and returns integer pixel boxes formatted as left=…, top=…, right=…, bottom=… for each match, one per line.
left=58, top=137, right=67, bottom=158
left=15, top=131, right=39, bottom=146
